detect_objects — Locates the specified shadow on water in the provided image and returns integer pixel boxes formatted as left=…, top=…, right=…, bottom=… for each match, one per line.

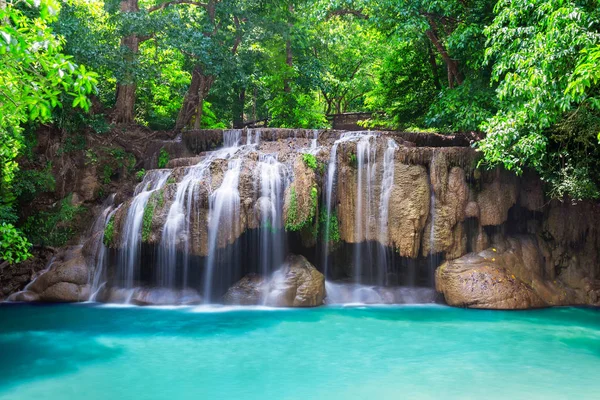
left=0, top=331, right=123, bottom=392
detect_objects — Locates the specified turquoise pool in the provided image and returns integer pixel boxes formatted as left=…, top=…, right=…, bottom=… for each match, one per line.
left=0, top=304, right=599, bottom=399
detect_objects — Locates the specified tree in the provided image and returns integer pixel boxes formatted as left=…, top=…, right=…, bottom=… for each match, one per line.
left=478, top=0, right=600, bottom=200
left=0, top=0, right=96, bottom=262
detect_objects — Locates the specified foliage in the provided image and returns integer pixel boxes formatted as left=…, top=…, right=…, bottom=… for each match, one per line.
left=285, top=186, right=318, bottom=232
left=0, top=223, right=32, bottom=264
left=136, top=169, right=146, bottom=181
left=319, top=208, right=340, bottom=243
left=477, top=0, right=600, bottom=200
left=103, top=214, right=115, bottom=247
left=302, top=153, right=317, bottom=170
left=141, top=193, right=158, bottom=242
left=158, top=148, right=170, bottom=169
left=22, top=194, right=85, bottom=247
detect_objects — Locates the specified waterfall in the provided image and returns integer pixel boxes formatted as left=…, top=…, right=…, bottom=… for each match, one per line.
left=247, top=129, right=261, bottom=146
left=321, top=141, right=340, bottom=278
left=203, top=158, right=243, bottom=303
left=310, top=129, right=318, bottom=151
left=257, top=154, right=289, bottom=277
left=376, top=139, right=398, bottom=285
left=159, top=130, right=243, bottom=289
left=118, top=170, right=171, bottom=289
left=353, top=134, right=376, bottom=290
left=88, top=194, right=118, bottom=300
left=428, top=149, right=437, bottom=283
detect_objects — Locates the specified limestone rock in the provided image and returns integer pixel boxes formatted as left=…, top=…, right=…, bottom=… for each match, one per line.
left=436, top=234, right=600, bottom=309
left=265, top=255, right=325, bottom=307
left=477, top=170, right=519, bottom=226
left=422, top=165, right=469, bottom=258
left=436, top=255, right=546, bottom=309
left=223, top=274, right=266, bottom=305
left=9, top=247, right=91, bottom=303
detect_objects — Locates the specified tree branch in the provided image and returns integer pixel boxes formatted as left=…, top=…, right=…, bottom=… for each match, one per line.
left=327, top=9, right=368, bottom=20
left=148, top=0, right=208, bottom=13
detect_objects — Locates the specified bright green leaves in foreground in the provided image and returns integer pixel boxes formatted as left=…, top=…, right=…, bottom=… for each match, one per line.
left=0, top=0, right=97, bottom=263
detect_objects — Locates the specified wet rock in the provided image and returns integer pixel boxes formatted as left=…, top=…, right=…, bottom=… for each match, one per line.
left=223, top=274, right=266, bottom=305
left=265, top=255, right=325, bottom=307
left=8, top=247, right=92, bottom=303
left=436, top=254, right=546, bottom=309
left=436, top=234, right=600, bottom=309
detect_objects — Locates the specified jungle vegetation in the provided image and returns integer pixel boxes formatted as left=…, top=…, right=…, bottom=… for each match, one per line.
left=1, top=0, right=599, bottom=262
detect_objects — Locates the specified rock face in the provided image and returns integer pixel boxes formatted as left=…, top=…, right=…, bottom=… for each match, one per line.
left=436, top=235, right=600, bottom=309
left=224, top=255, right=325, bottom=307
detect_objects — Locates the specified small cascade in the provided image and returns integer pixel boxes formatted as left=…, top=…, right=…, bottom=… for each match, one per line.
left=257, top=154, right=290, bottom=278
left=118, top=170, right=171, bottom=288
left=428, top=149, right=437, bottom=282
left=224, top=129, right=243, bottom=148
left=321, top=141, right=340, bottom=278
left=204, top=158, right=243, bottom=303
left=353, top=134, right=376, bottom=291
left=375, top=139, right=398, bottom=285
left=247, top=129, right=261, bottom=146
left=88, top=195, right=118, bottom=300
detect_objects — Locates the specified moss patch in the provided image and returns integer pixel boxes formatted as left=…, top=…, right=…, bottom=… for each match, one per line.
left=286, top=186, right=318, bottom=232
left=103, top=214, right=115, bottom=247
left=302, top=153, right=318, bottom=170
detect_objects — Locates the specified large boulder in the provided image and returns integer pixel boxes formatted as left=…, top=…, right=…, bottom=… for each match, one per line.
left=225, top=255, right=325, bottom=307
left=436, top=235, right=600, bottom=309
left=265, top=255, right=325, bottom=307
left=436, top=253, right=546, bottom=309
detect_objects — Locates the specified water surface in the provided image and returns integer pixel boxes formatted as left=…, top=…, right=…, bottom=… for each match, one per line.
left=1, top=304, right=599, bottom=399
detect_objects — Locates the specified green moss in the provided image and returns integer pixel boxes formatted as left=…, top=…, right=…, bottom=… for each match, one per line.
left=157, top=189, right=165, bottom=208
left=302, top=153, right=318, bottom=170
left=285, top=186, right=318, bottom=232
left=158, top=148, right=170, bottom=169
left=142, top=198, right=155, bottom=242
left=136, top=169, right=146, bottom=181
left=166, top=176, right=176, bottom=185
left=103, top=214, right=115, bottom=247
left=348, top=152, right=358, bottom=168
left=319, top=208, right=340, bottom=243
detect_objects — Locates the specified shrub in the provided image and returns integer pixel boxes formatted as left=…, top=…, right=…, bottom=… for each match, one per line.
left=158, top=148, right=170, bottom=169
left=0, top=223, right=32, bottom=264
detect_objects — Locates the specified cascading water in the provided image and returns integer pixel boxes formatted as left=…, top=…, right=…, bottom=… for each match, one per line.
left=257, top=154, right=289, bottom=278
left=88, top=194, right=118, bottom=300
left=375, top=138, right=398, bottom=285
left=159, top=130, right=243, bottom=289
left=118, top=170, right=171, bottom=289
left=353, top=134, right=376, bottom=291
left=203, top=158, right=243, bottom=303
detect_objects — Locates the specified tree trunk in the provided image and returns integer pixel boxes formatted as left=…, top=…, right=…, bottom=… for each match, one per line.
left=283, top=3, right=294, bottom=93
left=114, top=0, right=140, bottom=124
left=176, top=66, right=213, bottom=131
left=233, top=87, right=245, bottom=128
left=424, top=15, right=463, bottom=89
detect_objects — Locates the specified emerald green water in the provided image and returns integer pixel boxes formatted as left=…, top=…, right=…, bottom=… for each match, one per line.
left=0, top=305, right=599, bottom=399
